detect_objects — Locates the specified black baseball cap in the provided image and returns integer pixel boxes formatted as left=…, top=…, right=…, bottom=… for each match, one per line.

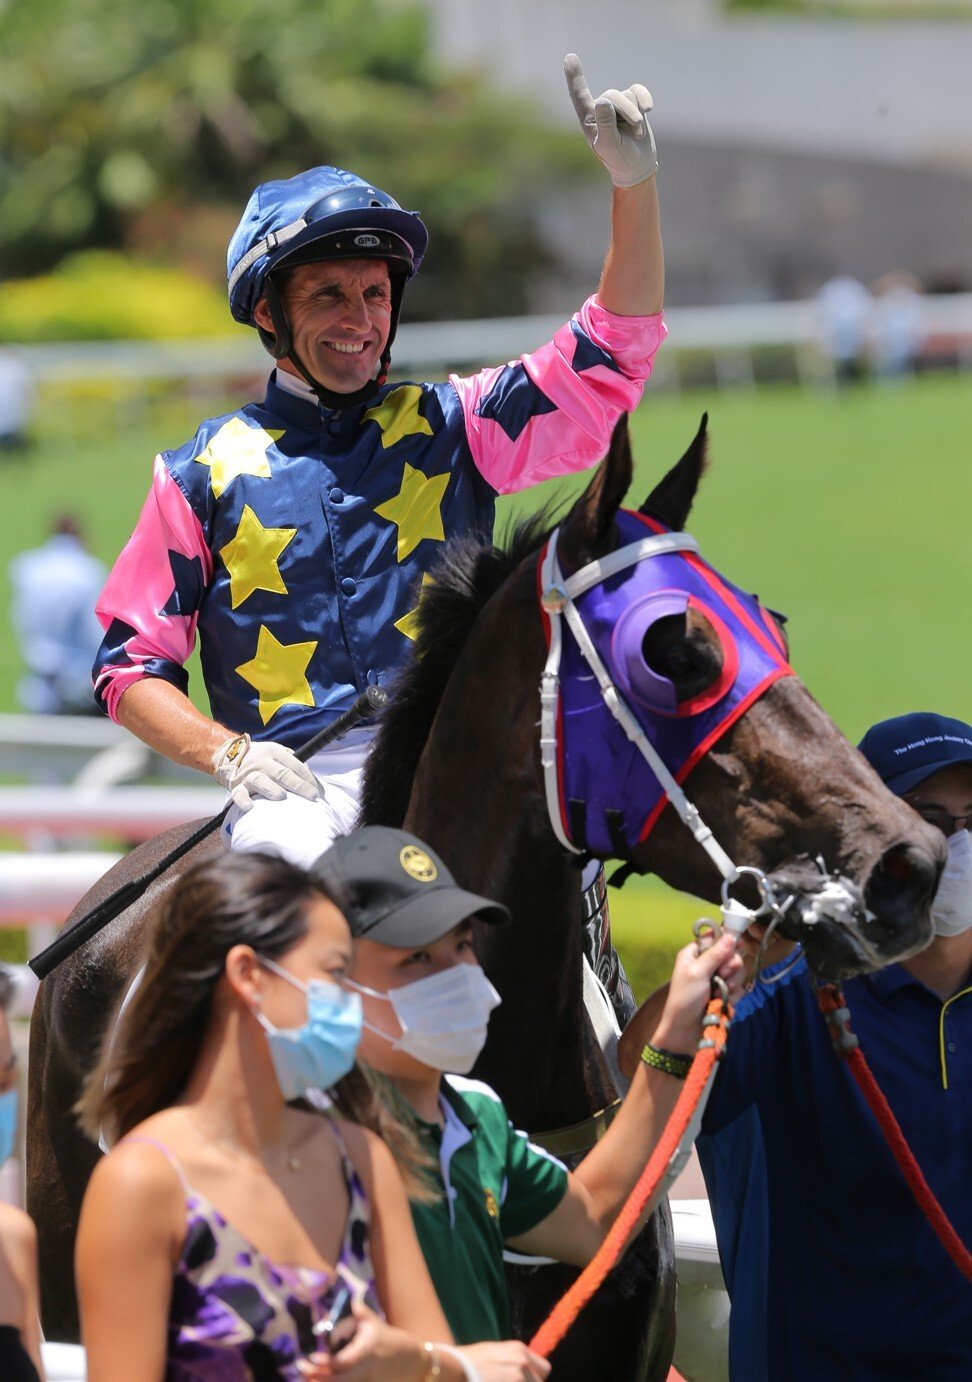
left=858, top=712, right=972, bottom=795
left=313, top=826, right=510, bottom=948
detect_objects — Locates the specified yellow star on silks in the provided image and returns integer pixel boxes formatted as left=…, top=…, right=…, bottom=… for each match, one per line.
left=219, top=505, right=296, bottom=610
left=375, top=464, right=451, bottom=563
left=194, top=418, right=284, bottom=499
left=363, top=385, right=434, bottom=450
left=394, top=573, right=434, bottom=641
left=235, top=625, right=317, bottom=726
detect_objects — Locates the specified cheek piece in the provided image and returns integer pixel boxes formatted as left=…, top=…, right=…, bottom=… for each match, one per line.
left=253, top=955, right=363, bottom=1100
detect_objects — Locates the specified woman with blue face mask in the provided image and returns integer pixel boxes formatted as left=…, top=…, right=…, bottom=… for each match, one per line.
left=74, top=852, right=489, bottom=1381
left=0, top=966, right=44, bottom=1381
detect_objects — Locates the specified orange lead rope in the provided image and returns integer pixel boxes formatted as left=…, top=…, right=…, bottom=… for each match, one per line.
left=815, top=983, right=972, bottom=1283
left=529, top=990, right=733, bottom=1360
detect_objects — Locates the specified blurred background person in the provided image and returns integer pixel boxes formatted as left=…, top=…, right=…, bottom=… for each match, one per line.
left=870, top=271, right=926, bottom=381
left=8, top=515, right=106, bottom=716
left=0, top=349, right=32, bottom=455
left=0, top=965, right=43, bottom=1381
left=815, top=273, right=871, bottom=387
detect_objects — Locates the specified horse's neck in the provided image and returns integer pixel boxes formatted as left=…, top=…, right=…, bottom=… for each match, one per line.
left=406, top=770, right=614, bottom=1132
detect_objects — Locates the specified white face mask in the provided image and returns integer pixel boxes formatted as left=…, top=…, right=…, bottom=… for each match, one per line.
left=931, top=830, right=972, bottom=938
left=349, top=963, right=501, bottom=1073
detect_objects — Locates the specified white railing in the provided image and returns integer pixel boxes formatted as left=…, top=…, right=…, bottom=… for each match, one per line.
left=0, top=785, right=223, bottom=841
left=8, top=293, right=972, bottom=385
left=0, top=714, right=200, bottom=785
left=0, top=852, right=123, bottom=923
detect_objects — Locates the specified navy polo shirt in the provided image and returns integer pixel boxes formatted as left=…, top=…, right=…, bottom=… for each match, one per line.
left=699, top=953, right=972, bottom=1381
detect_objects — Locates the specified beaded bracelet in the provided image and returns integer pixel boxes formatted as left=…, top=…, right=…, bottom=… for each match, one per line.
left=422, top=1340, right=442, bottom=1380
left=640, top=1041, right=693, bottom=1080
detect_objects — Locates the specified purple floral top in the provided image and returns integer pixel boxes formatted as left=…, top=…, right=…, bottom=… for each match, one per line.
left=129, top=1126, right=380, bottom=1380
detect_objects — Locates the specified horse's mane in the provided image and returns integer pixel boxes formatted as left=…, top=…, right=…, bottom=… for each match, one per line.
left=359, top=507, right=561, bottom=828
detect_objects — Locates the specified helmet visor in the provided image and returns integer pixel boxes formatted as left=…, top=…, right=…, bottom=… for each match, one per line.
left=272, top=226, right=415, bottom=278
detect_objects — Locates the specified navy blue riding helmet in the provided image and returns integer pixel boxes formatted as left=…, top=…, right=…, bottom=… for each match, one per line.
left=227, top=166, right=429, bottom=408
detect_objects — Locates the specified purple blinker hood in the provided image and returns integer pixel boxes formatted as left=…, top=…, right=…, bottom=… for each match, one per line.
left=539, top=509, right=793, bottom=858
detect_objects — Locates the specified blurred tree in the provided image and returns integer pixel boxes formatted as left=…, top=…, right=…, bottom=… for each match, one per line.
left=0, top=0, right=587, bottom=318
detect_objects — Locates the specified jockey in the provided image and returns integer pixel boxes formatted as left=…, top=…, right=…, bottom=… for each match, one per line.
left=93, top=56, right=666, bottom=894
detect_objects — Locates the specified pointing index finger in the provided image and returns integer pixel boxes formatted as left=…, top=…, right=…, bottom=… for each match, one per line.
left=564, top=52, right=595, bottom=123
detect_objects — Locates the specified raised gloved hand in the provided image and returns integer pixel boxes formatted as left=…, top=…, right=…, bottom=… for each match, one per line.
left=564, top=53, right=658, bottom=188
left=211, top=733, right=323, bottom=812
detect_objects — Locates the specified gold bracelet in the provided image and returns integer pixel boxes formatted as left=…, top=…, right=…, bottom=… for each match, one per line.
left=422, top=1341, right=442, bottom=1380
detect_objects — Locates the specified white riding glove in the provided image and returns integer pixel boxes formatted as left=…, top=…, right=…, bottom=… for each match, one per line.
left=564, top=53, right=658, bottom=188
left=211, top=733, right=324, bottom=813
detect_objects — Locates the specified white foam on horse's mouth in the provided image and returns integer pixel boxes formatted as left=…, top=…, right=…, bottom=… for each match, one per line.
left=799, top=875, right=873, bottom=928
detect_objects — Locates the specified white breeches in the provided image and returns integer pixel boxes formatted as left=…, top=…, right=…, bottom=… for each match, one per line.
left=220, top=727, right=374, bottom=869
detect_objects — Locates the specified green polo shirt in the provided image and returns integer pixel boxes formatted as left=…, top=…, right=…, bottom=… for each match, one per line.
left=410, top=1074, right=569, bottom=1343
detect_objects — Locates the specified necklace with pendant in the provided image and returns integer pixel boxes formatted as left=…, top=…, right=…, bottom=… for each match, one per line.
left=189, top=1111, right=304, bottom=1174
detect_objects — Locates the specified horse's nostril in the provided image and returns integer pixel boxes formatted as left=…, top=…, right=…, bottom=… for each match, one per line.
left=865, top=843, right=939, bottom=935
left=881, top=849, right=915, bottom=884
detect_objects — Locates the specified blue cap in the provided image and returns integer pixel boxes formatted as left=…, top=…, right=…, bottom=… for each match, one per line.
left=227, top=166, right=428, bottom=326
left=858, top=712, right=972, bottom=795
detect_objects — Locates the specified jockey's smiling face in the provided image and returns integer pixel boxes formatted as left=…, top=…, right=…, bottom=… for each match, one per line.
left=254, top=258, right=393, bottom=395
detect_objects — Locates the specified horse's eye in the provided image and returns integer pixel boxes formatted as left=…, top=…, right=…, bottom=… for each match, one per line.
left=642, top=615, right=694, bottom=679
left=642, top=610, right=724, bottom=701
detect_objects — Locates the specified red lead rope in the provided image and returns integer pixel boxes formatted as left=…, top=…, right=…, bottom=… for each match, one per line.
left=816, top=984, right=972, bottom=1283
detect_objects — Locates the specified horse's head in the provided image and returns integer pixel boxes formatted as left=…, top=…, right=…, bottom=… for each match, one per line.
left=546, top=416, right=945, bottom=982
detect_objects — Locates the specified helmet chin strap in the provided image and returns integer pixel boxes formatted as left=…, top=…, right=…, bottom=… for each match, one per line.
left=260, top=273, right=404, bottom=411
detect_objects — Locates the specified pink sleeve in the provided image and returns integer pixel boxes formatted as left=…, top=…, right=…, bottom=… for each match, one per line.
left=450, top=296, right=668, bottom=495
left=93, top=457, right=213, bottom=721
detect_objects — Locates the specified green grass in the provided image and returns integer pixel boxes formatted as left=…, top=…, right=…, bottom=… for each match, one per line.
left=4, top=375, right=968, bottom=734
left=609, top=877, right=704, bottom=1001
left=2, top=374, right=969, bottom=993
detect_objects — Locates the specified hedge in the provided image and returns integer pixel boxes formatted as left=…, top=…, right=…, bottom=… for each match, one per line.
left=0, top=251, right=235, bottom=342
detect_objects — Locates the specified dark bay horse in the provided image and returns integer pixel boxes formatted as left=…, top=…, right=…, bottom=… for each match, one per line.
left=28, top=417, right=943, bottom=1377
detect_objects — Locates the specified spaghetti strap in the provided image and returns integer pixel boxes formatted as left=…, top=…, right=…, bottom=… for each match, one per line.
left=322, top=1111, right=352, bottom=1164
left=123, top=1134, right=192, bottom=1193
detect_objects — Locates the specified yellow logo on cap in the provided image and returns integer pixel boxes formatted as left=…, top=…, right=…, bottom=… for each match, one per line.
left=400, top=846, right=438, bottom=883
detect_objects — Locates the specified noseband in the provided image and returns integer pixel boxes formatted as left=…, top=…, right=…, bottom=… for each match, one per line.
left=538, top=511, right=794, bottom=935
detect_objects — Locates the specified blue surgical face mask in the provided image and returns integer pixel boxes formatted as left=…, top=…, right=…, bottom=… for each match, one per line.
left=0, top=1089, right=18, bottom=1166
left=254, top=956, right=362, bottom=1101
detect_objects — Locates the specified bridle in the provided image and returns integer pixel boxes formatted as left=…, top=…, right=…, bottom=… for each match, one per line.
left=537, top=520, right=792, bottom=940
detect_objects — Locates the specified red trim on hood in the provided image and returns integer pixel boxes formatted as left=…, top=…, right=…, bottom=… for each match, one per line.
left=637, top=667, right=794, bottom=843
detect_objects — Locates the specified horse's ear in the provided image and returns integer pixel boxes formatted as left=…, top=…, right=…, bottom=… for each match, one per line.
left=558, top=414, right=633, bottom=569
left=640, top=413, right=709, bottom=531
